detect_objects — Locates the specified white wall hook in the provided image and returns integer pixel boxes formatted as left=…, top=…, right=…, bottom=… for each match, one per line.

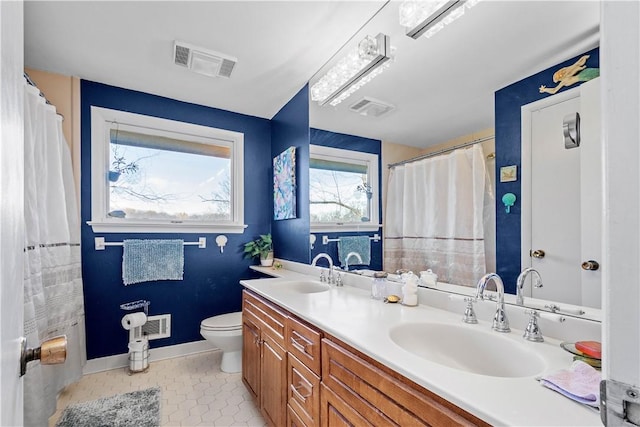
left=310, top=234, right=316, bottom=249
left=215, top=235, right=228, bottom=253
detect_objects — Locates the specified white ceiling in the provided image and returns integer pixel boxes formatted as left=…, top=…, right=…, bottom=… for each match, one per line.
left=24, top=1, right=600, bottom=148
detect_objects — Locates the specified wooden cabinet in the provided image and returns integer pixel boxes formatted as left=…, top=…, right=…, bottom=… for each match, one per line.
left=242, top=290, right=288, bottom=427
left=243, top=289, right=488, bottom=427
left=241, top=316, right=261, bottom=401
left=321, top=337, right=489, bottom=427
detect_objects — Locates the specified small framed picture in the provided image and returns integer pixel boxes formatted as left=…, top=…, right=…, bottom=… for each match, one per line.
left=500, top=165, right=517, bottom=182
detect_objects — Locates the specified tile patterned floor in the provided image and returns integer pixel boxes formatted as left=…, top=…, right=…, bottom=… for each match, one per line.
left=48, top=350, right=267, bottom=426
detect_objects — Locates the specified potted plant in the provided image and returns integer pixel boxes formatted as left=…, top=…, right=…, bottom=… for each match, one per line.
left=243, top=233, right=274, bottom=267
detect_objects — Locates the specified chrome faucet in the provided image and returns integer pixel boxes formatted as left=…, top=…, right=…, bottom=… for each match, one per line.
left=344, top=252, right=363, bottom=270
left=312, top=253, right=334, bottom=284
left=516, top=267, right=543, bottom=306
left=475, top=273, right=510, bottom=333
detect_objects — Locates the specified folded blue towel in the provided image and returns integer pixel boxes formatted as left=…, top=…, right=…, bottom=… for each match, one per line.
left=337, top=236, right=371, bottom=267
left=123, top=239, right=184, bottom=285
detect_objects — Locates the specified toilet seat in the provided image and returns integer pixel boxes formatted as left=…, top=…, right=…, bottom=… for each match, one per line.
left=200, top=312, right=242, bottom=332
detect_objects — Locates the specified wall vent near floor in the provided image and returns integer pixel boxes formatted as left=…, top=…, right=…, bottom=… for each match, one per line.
left=130, top=314, right=171, bottom=341
left=349, top=97, right=395, bottom=117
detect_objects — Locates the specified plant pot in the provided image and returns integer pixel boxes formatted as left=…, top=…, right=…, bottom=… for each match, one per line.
left=108, top=170, right=121, bottom=182
left=260, top=251, right=274, bottom=267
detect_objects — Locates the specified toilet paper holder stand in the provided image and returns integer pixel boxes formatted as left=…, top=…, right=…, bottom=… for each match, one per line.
left=120, top=299, right=150, bottom=316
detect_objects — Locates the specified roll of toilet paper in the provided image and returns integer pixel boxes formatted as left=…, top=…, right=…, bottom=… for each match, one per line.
left=128, top=338, right=148, bottom=352
left=121, top=312, right=147, bottom=330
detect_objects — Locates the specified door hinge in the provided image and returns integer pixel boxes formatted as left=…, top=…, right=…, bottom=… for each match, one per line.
left=601, top=379, right=640, bottom=426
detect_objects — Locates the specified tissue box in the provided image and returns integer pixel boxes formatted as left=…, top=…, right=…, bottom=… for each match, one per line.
left=420, top=269, right=438, bottom=286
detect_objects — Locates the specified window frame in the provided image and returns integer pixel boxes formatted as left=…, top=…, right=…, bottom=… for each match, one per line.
left=88, top=106, right=246, bottom=233
left=309, top=144, right=380, bottom=233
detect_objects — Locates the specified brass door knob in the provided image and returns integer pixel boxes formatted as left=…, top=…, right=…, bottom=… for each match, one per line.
left=581, top=260, right=600, bottom=271
left=531, top=249, right=546, bottom=259
left=20, top=335, right=67, bottom=376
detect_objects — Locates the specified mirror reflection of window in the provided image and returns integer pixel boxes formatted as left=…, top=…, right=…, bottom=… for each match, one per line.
left=309, top=145, right=379, bottom=231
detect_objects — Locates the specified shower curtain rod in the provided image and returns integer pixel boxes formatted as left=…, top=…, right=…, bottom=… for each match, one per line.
left=23, top=72, right=64, bottom=119
left=387, top=135, right=495, bottom=169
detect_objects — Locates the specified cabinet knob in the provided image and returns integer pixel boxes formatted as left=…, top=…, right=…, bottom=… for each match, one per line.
left=531, top=249, right=546, bottom=259
left=581, top=260, right=600, bottom=271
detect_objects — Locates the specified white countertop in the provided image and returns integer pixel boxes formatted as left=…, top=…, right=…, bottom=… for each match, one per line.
left=243, top=265, right=602, bottom=426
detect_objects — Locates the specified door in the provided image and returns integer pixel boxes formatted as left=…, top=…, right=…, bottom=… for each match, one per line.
left=521, top=82, right=602, bottom=308
left=261, top=332, right=287, bottom=427
left=0, top=1, right=24, bottom=425
left=525, top=92, right=582, bottom=305
left=242, top=318, right=261, bottom=401
left=601, top=1, right=640, bottom=424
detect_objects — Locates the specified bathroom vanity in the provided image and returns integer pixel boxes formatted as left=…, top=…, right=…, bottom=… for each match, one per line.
left=241, top=264, right=602, bottom=426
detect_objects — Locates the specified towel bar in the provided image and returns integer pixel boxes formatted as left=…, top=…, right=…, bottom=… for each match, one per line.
left=322, top=234, right=380, bottom=245
left=94, top=237, right=206, bottom=250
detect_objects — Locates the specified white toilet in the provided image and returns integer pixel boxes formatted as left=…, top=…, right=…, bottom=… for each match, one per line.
left=200, top=311, right=243, bottom=373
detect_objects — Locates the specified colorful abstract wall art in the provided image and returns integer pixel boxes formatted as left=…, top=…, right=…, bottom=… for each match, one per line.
left=274, top=146, right=297, bottom=220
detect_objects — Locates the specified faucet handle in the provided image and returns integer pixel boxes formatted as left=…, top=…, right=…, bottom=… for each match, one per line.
left=523, top=310, right=544, bottom=342
left=335, top=272, right=343, bottom=287
left=462, top=297, right=478, bottom=324
left=319, top=270, right=326, bottom=282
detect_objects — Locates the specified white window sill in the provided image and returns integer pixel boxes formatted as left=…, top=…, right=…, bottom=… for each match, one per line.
left=87, top=221, right=248, bottom=234
left=310, top=223, right=382, bottom=234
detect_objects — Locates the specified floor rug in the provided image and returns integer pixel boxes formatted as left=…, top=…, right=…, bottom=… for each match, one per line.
left=55, top=387, right=160, bottom=427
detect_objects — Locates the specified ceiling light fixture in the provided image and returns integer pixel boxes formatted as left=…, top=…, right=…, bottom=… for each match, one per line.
left=310, top=33, right=392, bottom=107
left=400, top=0, right=480, bottom=39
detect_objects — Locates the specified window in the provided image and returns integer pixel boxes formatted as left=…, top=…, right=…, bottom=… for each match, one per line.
left=309, top=144, right=379, bottom=232
left=89, top=107, right=246, bottom=233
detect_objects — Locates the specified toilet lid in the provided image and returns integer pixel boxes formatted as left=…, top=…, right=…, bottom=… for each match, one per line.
left=201, top=312, right=242, bottom=331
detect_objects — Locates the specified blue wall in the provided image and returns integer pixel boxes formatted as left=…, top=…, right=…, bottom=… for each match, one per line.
left=80, top=80, right=272, bottom=359
left=495, top=48, right=599, bottom=294
left=309, top=128, right=383, bottom=271
left=271, top=85, right=311, bottom=264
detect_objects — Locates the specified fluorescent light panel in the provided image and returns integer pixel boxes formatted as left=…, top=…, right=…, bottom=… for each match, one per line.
left=311, top=33, right=392, bottom=107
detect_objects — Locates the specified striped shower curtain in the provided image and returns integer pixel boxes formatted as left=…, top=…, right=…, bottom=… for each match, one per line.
left=23, top=82, right=85, bottom=426
left=384, top=144, right=494, bottom=287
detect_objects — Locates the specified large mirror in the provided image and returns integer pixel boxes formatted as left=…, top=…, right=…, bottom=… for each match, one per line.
left=306, top=1, right=601, bottom=319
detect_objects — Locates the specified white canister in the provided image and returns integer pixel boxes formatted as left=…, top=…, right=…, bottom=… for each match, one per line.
left=420, top=269, right=438, bottom=286
left=128, top=338, right=149, bottom=372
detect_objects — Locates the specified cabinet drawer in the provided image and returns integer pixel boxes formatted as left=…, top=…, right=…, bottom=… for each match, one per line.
left=287, top=316, right=322, bottom=375
left=243, top=290, right=287, bottom=347
left=322, top=338, right=487, bottom=426
left=288, top=354, right=320, bottom=427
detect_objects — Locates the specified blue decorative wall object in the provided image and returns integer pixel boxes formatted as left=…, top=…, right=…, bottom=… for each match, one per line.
left=309, top=127, right=383, bottom=271
left=495, top=48, right=599, bottom=294
left=80, top=80, right=272, bottom=359
left=270, top=85, right=311, bottom=263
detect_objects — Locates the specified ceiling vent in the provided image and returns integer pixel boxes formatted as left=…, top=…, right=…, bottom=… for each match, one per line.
left=173, top=41, right=237, bottom=78
left=349, top=97, right=395, bottom=117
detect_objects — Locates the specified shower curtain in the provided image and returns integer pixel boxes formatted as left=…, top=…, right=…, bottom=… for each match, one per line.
left=23, top=83, right=86, bottom=426
left=384, top=144, right=494, bottom=286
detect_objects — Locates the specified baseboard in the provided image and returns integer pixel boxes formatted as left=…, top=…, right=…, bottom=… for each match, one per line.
left=83, top=340, right=215, bottom=375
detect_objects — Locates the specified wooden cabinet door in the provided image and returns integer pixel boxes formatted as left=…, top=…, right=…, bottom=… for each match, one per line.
left=242, top=318, right=261, bottom=402
left=320, top=384, right=372, bottom=427
left=261, top=332, right=288, bottom=427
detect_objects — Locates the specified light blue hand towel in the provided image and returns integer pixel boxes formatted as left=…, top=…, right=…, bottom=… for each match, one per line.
left=123, top=239, right=184, bottom=285
left=337, top=236, right=371, bottom=267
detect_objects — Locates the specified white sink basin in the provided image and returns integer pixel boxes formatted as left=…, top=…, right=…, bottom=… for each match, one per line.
left=389, top=322, right=545, bottom=378
left=278, top=280, right=330, bottom=294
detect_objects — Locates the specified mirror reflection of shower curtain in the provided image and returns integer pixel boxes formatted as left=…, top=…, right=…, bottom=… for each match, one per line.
left=385, top=144, right=494, bottom=286
left=23, top=83, right=85, bottom=426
